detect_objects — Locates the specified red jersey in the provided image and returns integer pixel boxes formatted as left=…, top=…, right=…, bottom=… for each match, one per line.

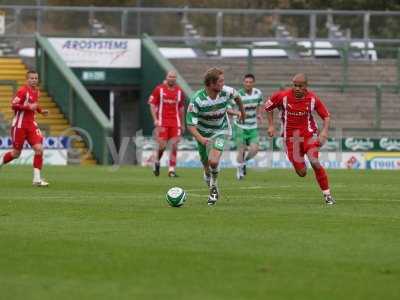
left=264, top=88, right=330, bottom=138
left=11, top=85, right=42, bottom=129
left=148, top=84, right=185, bottom=127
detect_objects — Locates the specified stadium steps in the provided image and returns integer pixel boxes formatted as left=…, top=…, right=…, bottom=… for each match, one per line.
left=0, top=57, right=97, bottom=165
left=172, top=57, right=398, bottom=85
left=171, top=57, right=400, bottom=131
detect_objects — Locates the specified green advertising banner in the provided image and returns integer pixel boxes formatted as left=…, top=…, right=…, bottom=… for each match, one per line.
left=252, top=137, right=400, bottom=152
left=162, top=137, right=400, bottom=152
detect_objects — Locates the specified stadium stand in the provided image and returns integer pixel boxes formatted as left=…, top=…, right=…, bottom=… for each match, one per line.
left=170, top=57, right=400, bottom=137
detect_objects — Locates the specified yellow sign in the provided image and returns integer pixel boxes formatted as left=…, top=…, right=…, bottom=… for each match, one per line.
left=365, top=152, right=400, bottom=160
left=365, top=152, right=400, bottom=170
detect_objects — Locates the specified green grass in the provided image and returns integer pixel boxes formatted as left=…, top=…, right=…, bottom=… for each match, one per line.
left=0, top=166, right=399, bottom=300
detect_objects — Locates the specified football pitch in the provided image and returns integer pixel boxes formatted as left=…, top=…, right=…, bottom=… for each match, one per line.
left=0, top=166, right=399, bottom=300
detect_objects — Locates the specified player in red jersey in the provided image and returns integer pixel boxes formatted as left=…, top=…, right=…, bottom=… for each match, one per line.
left=265, top=73, right=335, bottom=205
left=0, top=70, right=49, bottom=186
left=148, top=71, right=185, bottom=177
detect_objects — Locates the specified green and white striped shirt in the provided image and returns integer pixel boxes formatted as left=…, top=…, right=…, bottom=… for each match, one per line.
left=233, top=87, right=263, bottom=130
left=186, top=85, right=239, bottom=138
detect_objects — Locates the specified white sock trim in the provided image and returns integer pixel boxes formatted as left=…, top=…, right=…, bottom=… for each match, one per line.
left=33, top=168, right=41, bottom=182
left=322, top=189, right=330, bottom=195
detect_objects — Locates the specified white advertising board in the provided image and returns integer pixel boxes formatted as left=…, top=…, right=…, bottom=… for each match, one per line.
left=48, top=38, right=141, bottom=68
left=0, top=149, right=68, bottom=165
left=140, top=151, right=366, bottom=169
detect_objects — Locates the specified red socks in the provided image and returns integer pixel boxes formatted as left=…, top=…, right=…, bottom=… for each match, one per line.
left=2, top=151, right=15, bottom=164
left=312, top=165, right=329, bottom=191
left=169, top=147, right=177, bottom=168
left=33, top=154, right=43, bottom=169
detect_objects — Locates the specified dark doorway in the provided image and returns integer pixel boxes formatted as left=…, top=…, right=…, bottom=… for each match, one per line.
left=88, top=87, right=141, bottom=164
left=88, top=89, right=110, bottom=118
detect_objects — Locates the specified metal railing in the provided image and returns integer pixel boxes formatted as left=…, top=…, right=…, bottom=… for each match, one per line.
left=2, top=5, right=400, bottom=46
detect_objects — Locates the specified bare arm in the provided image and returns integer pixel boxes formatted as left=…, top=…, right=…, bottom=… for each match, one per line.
left=187, top=125, right=209, bottom=146
left=36, top=105, right=49, bottom=116
left=256, top=105, right=263, bottom=124
left=227, top=108, right=241, bottom=117
left=318, top=116, right=330, bottom=145
left=233, top=96, right=246, bottom=123
left=149, top=104, right=159, bottom=127
left=267, top=111, right=275, bottom=137
left=179, top=106, right=185, bottom=132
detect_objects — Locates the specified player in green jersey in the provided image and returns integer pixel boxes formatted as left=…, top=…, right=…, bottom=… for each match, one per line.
left=186, top=67, right=246, bottom=206
left=231, top=74, right=264, bottom=180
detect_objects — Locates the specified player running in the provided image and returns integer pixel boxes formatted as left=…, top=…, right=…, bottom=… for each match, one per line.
left=231, top=74, right=264, bottom=180
left=0, top=70, right=49, bottom=186
left=265, top=73, right=335, bottom=205
left=148, top=71, right=185, bottom=177
left=186, top=67, right=246, bottom=206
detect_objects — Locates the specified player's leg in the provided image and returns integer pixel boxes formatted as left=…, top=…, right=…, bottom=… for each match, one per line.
left=208, top=148, right=223, bottom=206
left=1, top=127, right=24, bottom=167
left=1, top=148, right=21, bottom=167
left=1, top=148, right=22, bottom=166
left=153, top=126, right=168, bottom=176
left=305, top=138, right=335, bottom=205
left=28, top=127, right=48, bottom=186
left=246, top=142, right=259, bottom=162
left=243, top=129, right=260, bottom=175
left=285, top=138, right=307, bottom=177
left=207, top=136, right=225, bottom=206
left=167, top=127, right=180, bottom=177
left=236, top=144, right=246, bottom=180
left=31, top=143, right=48, bottom=186
left=197, top=141, right=211, bottom=187
left=234, top=125, right=246, bottom=180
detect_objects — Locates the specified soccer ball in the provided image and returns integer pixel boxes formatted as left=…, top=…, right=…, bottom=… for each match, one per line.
left=166, top=187, right=187, bottom=207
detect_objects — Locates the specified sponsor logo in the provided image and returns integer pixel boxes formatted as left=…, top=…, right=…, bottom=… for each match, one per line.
left=346, top=156, right=361, bottom=169
left=163, top=98, right=177, bottom=104
left=379, top=138, right=400, bottom=151
left=287, top=110, right=308, bottom=116
left=368, top=157, right=400, bottom=170
left=49, top=38, right=141, bottom=68
left=0, top=136, right=68, bottom=149
left=344, top=138, right=374, bottom=151
left=62, top=39, right=128, bottom=51
left=320, top=139, right=340, bottom=151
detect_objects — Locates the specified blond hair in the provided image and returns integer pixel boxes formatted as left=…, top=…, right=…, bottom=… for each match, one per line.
left=204, top=67, right=223, bottom=86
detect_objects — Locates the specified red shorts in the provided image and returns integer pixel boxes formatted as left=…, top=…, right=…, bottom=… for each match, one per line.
left=11, top=125, right=43, bottom=151
left=157, top=126, right=181, bottom=142
left=285, top=135, right=321, bottom=171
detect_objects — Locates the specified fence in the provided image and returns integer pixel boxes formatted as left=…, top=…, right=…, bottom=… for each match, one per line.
left=2, top=6, right=400, bottom=45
